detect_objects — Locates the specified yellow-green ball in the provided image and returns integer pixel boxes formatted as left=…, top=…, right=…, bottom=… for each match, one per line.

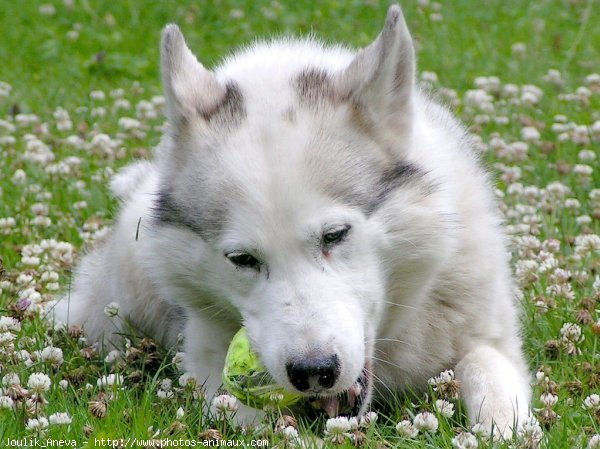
left=222, top=328, right=302, bottom=409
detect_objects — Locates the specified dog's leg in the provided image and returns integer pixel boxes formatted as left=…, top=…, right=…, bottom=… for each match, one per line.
left=183, top=315, right=264, bottom=426
left=455, top=345, right=531, bottom=438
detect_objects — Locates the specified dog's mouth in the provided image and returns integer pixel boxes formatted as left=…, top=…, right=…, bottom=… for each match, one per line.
left=309, top=361, right=373, bottom=417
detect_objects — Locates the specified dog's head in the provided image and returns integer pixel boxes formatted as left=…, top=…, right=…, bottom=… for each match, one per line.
left=150, top=5, right=457, bottom=414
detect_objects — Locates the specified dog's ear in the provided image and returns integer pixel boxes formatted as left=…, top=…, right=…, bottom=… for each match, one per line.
left=336, top=5, right=415, bottom=147
left=161, top=24, right=225, bottom=126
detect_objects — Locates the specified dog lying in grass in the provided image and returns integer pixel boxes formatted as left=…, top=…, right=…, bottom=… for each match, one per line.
left=55, top=4, right=531, bottom=435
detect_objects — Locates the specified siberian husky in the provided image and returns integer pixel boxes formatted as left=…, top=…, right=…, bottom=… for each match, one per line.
left=55, top=4, right=531, bottom=435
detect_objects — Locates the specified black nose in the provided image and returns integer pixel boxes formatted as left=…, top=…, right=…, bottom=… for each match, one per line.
left=286, top=355, right=339, bottom=392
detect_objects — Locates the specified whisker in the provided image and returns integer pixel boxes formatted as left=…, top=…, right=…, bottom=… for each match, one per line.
left=366, top=337, right=420, bottom=350
left=368, top=354, right=405, bottom=371
left=369, top=369, right=395, bottom=398
left=379, top=300, right=420, bottom=311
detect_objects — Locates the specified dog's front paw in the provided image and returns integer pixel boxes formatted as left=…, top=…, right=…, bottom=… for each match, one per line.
left=455, top=345, right=532, bottom=440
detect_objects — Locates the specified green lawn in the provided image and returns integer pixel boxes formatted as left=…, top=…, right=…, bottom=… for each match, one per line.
left=0, top=0, right=598, bottom=447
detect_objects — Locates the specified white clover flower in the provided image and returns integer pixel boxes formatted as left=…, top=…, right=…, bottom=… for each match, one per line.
left=505, top=141, right=529, bottom=161
left=452, top=431, right=478, bottom=448
left=428, top=368, right=460, bottom=398
left=27, top=373, right=51, bottom=394
left=471, top=422, right=491, bottom=438
left=515, top=260, right=539, bottom=283
left=396, top=419, right=419, bottom=438
left=176, top=407, right=185, bottom=419
left=325, top=416, right=351, bottom=443
left=90, top=90, right=106, bottom=101
left=474, top=76, right=500, bottom=94
left=41, top=346, right=64, bottom=367
left=359, top=411, right=378, bottom=427
left=573, top=164, right=593, bottom=180
left=517, top=415, right=543, bottom=447
left=212, top=394, right=238, bottom=415
left=547, top=283, right=575, bottom=301
left=26, top=417, right=49, bottom=435
left=543, top=69, right=564, bottom=87
left=428, top=369, right=455, bottom=385
left=0, top=395, right=14, bottom=409
left=0, top=217, right=17, bottom=230
left=0, top=81, right=12, bottom=98
left=11, top=169, right=27, bottom=185
left=535, top=370, right=547, bottom=384
left=118, top=117, right=143, bottom=131
left=521, top=126, right=540, bottom=142
left=59, top=380, right=69, bottom=390
left=16, top=114, right=40, bottom=127
left=178, top=372, right=197, bottom=387
left=282, top=425, right=299, bottom=441
left=229, top=8, right=245, bottom=19
left=40, top=271, right=59, bottom=282
left=589, top=434, right=600, bottom=449
left=160, top=378, right=172, bottom=391
left=560, top=323, right=583, bottom=342
left=551, top=268, right=571, bottom=283
left=579, top=150, right=597, bottom=162
left=540, top=393, right=558, bottom=408
left=0, top=316, right=21, bottom=332
left=500, top=166, right=522, bottom=184
left=583, top=394, right=600, bottom=410
left=103, top=302, right=120, bottom=317
left=38, top=4, right=56, bottom=15
left=435, top=399, right=455, bottom=418
left=413, top=412, right=439, bottom=433
left=521, top=84, right=543, bottom=104
left=577, top=215, right=592, bottom=225
left=538, top=254, right=558, bottom=274
left=575, top=234, right=600, bottom=258
left=97, top=373, right=123, bottom=388
left=421, top=71, right=438, bottom=83
left=89, top=133, right=118, bottom=158
left=157, top=389, right=175, bottom=400
left=2, top=373, right=20, bottom=386
left=49, top=412, right=72, bottom=425
left=586, top=73, right=600, bottom=87
left=502, top=83, right=519, bottom=97
left=113, top=98, right=131, bottom=111
left=511, top=42, right=527, bottom=56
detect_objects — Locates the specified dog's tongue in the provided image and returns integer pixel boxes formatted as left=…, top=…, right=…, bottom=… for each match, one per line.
left=320, top=396, right=339, bottom=418
left=317, top=381, right=363, bottom=417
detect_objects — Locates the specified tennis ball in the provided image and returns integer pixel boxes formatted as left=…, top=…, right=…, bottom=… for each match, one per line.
left=222, top=327, right=303, bottom=409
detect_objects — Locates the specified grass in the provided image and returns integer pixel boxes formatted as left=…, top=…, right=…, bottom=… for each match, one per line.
left=0, top=0, right=598, bottom=447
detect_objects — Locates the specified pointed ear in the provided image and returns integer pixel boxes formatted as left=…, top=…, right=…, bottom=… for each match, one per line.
left=160, top=24, right=226, bottom=125
left=336, top=5, right=415, bottom=142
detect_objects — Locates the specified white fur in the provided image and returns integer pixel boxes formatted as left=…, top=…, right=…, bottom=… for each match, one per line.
left=54, top=5, right=531, bottom=436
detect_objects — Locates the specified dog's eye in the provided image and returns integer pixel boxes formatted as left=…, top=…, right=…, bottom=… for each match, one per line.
left=322, top=225, right=351, bottom=246
left=226, top=252, right=261, bottom=270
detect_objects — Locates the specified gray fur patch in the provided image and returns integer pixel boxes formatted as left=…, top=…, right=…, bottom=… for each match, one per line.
left=326, top=161, right=430, bottom=215
left=367, top=161, right=429, bottom=214
left=294, top=68, right=333, bottom=107
left=197, top=81, right=246, bottom=127
left=153, top=190, right=225, bottom=240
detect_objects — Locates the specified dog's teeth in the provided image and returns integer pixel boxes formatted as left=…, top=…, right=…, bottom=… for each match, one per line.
left=320, top=397, right=339, bottom=418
